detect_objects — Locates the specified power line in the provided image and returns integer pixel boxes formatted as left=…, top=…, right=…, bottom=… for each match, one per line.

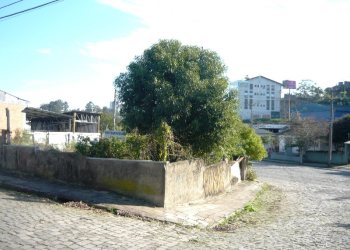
left=0, top=0, right=63, bottom=21
left=0, top=0, right=24, bottom=10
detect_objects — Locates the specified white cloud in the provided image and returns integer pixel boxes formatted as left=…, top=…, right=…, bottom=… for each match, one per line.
left=37, top=48, right=52, bottom=55
left=84, top=0, right=350, bottom=91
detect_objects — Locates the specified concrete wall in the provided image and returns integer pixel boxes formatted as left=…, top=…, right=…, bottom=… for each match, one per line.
left=271, top=151, right=349, bottom=165
left=86, top=158, right=165, bottom=206
left=304, top=151, right=348, bottom=165
left=0, top=145, right=243, bottom=207
left=270, top=152, right=300, bottom=163
left=164, top=159, right=242, bottom=207
left=0, top=145, right=166, bottom=206
left=0, top=103, right=26, bottom=132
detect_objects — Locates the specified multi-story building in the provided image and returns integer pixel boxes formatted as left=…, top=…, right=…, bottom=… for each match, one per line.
left=231, top=76, right=282, bottom=121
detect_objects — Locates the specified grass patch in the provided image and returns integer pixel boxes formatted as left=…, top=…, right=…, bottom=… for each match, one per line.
left=214, top=183, right=283, bottom=232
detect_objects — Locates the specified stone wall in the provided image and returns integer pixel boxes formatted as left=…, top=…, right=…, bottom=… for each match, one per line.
left=0, top=145, right=243, bottom=207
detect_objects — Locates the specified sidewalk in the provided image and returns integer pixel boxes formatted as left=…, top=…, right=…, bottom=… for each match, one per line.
left=0, top=170, right=262, bottom=228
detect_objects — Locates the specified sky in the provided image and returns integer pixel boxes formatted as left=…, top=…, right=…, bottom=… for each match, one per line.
left=1, top=0, right=350, bottom=109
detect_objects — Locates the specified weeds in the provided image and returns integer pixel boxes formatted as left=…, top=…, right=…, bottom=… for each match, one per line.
left=246, top=163, right=258, bottom=181
left=214, top=183, right=283, bottom=231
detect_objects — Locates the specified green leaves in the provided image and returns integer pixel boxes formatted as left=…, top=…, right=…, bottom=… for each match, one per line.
left=40, top=99, right=69, bottom=113
left=115, top=39, right=265, bottom=162
left=333, top=114, right=350, bottom=144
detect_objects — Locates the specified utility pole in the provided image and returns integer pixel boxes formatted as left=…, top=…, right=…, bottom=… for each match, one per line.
left=113, top=86, right=117, bottom=131
left=288, top=88, right=291, bottom=121
left=328, top=90, right=334, bottom=167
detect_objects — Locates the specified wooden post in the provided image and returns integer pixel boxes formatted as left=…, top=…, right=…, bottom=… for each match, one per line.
left=68, top=118, right=72, bottom=132
left=97, top=115, right=100, bottom=133
left=328, top=90, right=334, bottom=167
left=5, top=108, right=11, bottom=144
left=288, top=88, right=291, bottom=121
left=72, top=112, right=76, bottom=133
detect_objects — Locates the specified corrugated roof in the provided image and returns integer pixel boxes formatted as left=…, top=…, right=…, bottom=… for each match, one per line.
left=23, top=107, right=72, bottom=120
left=64, top=110, right=101, bottom=116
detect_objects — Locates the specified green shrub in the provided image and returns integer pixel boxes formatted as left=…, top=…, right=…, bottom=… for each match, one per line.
left=75, top=123, right=192, bottom=162
left=12, top=129, right=32, bottom=145
left=125, top=132, right=152, bottom=160
left=246, top=165, right=258, bottom=181
left=75, top=136, right=93, bottom=156
left=91, top=137, right=127, bottom=158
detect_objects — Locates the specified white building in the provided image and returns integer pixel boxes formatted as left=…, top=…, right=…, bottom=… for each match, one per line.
left=231, top=76, right=282, bottom=120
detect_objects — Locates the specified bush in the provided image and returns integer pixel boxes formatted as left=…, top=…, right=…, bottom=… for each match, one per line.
left=246, top=164, right=258, bottom=181
left=125, top=132, right=152, bottom=160
left=75, top=137, right=127, bottom=158
left=75, top=123, right=192, bottom=162
left=12, top=129, right=32, bottom=145
left=75, top=136, right=93, bottom=156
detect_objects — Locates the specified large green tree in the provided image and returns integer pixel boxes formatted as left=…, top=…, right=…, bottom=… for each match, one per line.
left=333, top=114, right=350, bottom=145
left=115, top=40, right=250, bottom=159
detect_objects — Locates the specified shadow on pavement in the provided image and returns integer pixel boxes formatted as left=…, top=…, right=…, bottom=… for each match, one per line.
left=0, top=170, right=155, bottom=208
left=0, top=187, right=56, bottom=204
left=334, top=223, right=350, bottom=230
left=325, top=169, right=350, bottom=178
left=332, top=195, right=350, bottom=201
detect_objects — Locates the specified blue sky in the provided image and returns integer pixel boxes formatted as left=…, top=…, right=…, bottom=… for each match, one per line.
left=1, top=0, right=350, bottom=109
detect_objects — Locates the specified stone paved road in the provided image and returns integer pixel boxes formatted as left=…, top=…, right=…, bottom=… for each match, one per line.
left=0, top=162, right=349, bottom=249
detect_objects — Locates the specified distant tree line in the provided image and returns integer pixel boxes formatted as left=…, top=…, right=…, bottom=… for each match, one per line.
left=291, top=80, right=350, bottom=146
left=295, top=80, right=350, bottom=106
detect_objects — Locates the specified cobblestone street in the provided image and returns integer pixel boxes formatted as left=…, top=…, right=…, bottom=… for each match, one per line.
left=1, top=162, right=349, bottom=249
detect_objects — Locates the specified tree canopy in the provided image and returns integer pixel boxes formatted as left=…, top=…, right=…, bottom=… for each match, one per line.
left=287, top=117, right=328, bottom=163
left=115, top=40, right=265, bottom=160
left=296, top=80, right=324, bottom=101
left=333, top=114, right=350, bottom=145
left=324, top=82, right=350, bottom=106
left=85, top=101, right=102, bottom=113
left=40, top=99, right=69, bottom=113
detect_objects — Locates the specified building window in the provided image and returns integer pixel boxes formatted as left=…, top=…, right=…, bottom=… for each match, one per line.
left=266, top=100, right=270, bottom=110
left=249, top=99, right=253, bottom=109
left=244, top=98, right=248, bottom=109
left=250, top=84, right=253, bottom=90
left=271, top=100, right=275, bottom=111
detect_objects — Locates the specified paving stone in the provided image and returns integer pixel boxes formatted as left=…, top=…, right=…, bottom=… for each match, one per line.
left=1, top=162, right=350, bottom=249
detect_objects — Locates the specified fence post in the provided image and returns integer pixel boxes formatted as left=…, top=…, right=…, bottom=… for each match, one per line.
left=5, top=108, right=11, bottom=145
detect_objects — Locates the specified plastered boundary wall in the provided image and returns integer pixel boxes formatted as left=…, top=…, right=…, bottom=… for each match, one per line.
left=0, top=145, right=244, bottom=207
left=0, top=103, right=25, bottom=131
